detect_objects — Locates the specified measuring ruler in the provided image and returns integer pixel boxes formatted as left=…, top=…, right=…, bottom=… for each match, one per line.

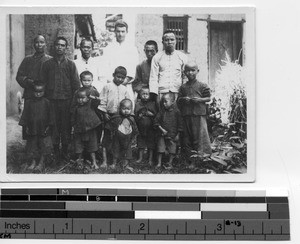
left=0, top=188, right=290, bottom=241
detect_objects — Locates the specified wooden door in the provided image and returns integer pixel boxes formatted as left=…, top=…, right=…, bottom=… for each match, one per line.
left=209, top=21, right=243, bottom=88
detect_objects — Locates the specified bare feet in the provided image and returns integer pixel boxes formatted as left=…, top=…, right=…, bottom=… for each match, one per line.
left=90, top=153, right=99, bottom=170
left=35, top=159, right=44, bottom=172
left=156, top=153, right=163, bottom=168
left=156, top=163, right=162, bottom=168
left=92, top=163, right=99, bottom=170
left=164, top=163, right=173, bottom=170
left=148, top=160, right=153, bottom=166
left=136, top=158, right=143, bottom=164
left=110, top=163, right=116, bottom=169
left=28, top=159, right=37, bottom=170
left=188, top=163, right=196, bottom=169
left=136, top=149, right=144, bottom=163
left=99, top=162, right=107, bottom=169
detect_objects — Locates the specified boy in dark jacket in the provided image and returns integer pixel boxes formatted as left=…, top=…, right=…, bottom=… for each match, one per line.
left=177, top=61, right=212, bottom=166
left=106, top=99, right=138, bottom=169
left=19, top=83, right=54, bottom=172
left=71, top=87, right=102, bottom=169
left=134, top=87, right=158, bottom=165
left=154, top=93, right=183, bottom=168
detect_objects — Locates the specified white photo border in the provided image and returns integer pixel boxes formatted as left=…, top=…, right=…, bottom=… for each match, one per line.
left=1, top=6, right=255, bottom=182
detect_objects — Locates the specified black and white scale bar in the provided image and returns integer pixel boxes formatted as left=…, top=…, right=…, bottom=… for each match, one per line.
left=0, top=195, right=289, bottom=203
left=0, top=201, right=289, bottom=213
left=0, top=189, right=289, bottom=203
left=0, top=210, right=134, bottom=219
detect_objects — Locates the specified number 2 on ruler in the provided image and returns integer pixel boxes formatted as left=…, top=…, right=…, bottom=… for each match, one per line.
left=139, top=223, right=145, bottom=231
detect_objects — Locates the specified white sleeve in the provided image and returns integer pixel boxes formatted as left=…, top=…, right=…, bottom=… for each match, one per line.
left=149, top=54, right=160, bottom=95
left=126, top=47, right=139, bottom=79
left=98, top=84, right=109, bottom=113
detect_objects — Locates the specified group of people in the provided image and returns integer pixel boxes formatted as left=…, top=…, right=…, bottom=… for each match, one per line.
left=16, top=19, right=212, bottom=172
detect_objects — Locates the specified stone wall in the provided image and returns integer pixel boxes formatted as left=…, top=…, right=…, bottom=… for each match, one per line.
left=135, top=14, right=164, bottom=62
left=6, top=15, right=25, bottom=116
left=7, top=15, right=76, bottom=116
left=25, top=15, right=75, bottom=59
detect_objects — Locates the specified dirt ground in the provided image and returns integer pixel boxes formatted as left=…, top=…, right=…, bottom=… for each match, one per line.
left=6, top=116, right=245, bottom=175
left=7, top=115, right=24, bottom=149
left=6, top=116, right=211, bottom=174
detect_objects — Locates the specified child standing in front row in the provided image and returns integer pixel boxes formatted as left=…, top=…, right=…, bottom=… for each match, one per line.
left=72, top=71, right=100, bottom=105
left=134, top=87, right=158, bottom=165
left=71, top=71, right=102, bottom=143
left=177, top=61, right=212, bottom=167
left=71, top=87, right=102, bottom=169
left=106, top=99, right=138, bottom=169
left=154, top=93, right=183, bottom=169
left=71, top=70, right=101, bottom=119
left=19, top=82, right=54, bottom=172
left=98, top=66, right=131, bottom=168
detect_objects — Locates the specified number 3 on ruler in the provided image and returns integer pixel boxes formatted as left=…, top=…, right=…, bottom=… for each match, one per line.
left=217, top=223, right=222, bottom=231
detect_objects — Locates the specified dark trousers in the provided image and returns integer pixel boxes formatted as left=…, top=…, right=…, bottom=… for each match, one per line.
left=182, top=115, right=212, bottom=156
left=51, top=99, right=72, bottom=146
left=112, top=131, right=133, bottom=160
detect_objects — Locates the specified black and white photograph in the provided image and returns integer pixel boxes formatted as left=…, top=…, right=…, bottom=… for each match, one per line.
left=2, top=7, right=255, bottom=182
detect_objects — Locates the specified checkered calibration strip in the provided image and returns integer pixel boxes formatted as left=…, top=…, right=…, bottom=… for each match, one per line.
left=0, top=188, right=290, bottom=241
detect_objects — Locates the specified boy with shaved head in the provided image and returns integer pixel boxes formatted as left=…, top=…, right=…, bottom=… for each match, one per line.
left=154, top=93, right=183, bottom=169
left=177, top=61, right=212, bottom=166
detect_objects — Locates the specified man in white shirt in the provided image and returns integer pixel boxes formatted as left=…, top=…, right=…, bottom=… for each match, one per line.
left=102, top=20, right=139, bottom=106
left=149, top=31, right=188, bottom=101
left=74, top=39, right=105, bottom=93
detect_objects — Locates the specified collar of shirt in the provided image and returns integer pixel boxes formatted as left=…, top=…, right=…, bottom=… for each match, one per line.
left=80, top=56, right=91, bottom=64
left=110, top=39, right=133, bottom=49
left=54, top=55, right=66, bottom=63
left=164, top=50, right=176, bottom=56
left=33, top=52, right=46, bottom=59
left=165, top=104, right=176, bottom=112
left=185, top=79, right=198, bottom=87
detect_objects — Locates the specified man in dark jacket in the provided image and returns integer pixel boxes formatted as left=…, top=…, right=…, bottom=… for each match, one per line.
left=16, top=34, right=52, bottom=140
left=16, top=34, right=52, bottom=100
left=41, top=36, right=81, bottom=160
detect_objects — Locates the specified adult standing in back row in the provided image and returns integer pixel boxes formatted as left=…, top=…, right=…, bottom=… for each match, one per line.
left=149, top=31, right=188, bottom=102
left=16, top=35, right=52, bottom=141
left=16, top=35, right=52, bottom=101
left=102, top=19, right=139, bottom=107
left=41, top=36, right=81, bottom=160
left=74, top=38, right=105, bottom=93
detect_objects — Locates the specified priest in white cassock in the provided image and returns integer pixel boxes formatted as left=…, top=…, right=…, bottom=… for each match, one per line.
left=74, top=38, right=105, bottom=93
left=101, top=19, right=139, bottom=108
